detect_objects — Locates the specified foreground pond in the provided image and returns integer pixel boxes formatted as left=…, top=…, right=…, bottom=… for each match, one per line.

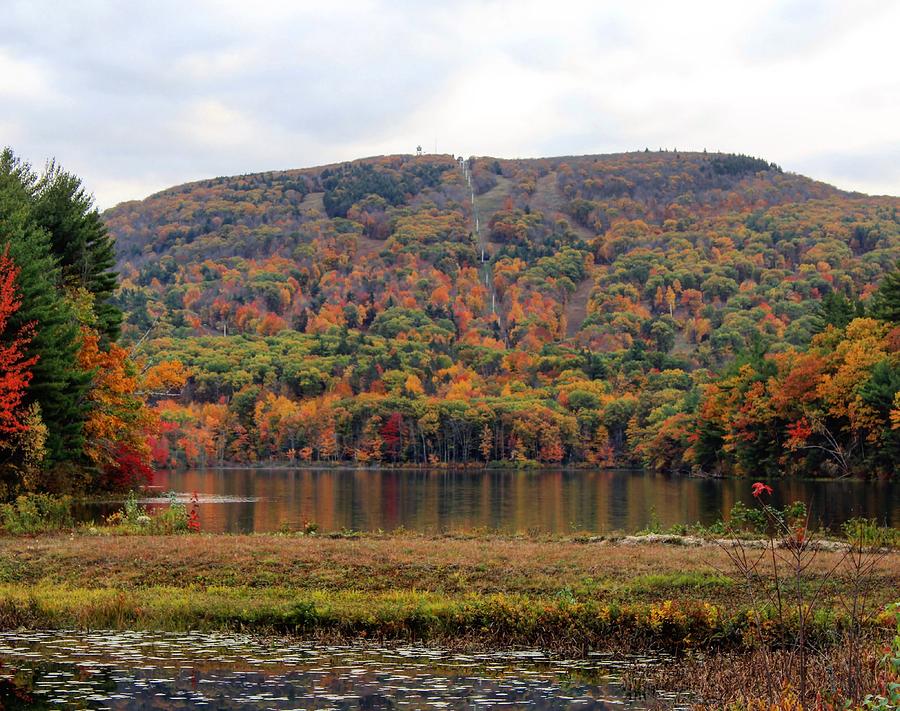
left=0, top=631, right=684, bottom=709
left=78, top=467, right=898, bottom=534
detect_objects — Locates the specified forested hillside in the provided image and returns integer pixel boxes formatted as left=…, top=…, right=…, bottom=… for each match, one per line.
left=102, top=151, right=900, bottom=477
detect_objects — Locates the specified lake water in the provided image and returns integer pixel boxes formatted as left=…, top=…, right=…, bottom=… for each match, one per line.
left=78, top=468, right=899, bottom=534
left=0, top=631, right=685, bottom=709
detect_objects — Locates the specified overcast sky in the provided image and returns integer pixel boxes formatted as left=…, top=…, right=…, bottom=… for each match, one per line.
left=1, top=0, right=898, bottom=209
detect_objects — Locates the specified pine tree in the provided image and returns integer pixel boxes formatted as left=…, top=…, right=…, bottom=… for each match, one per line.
left=811, top=291, right=864, bottom=334
left=869, top=262, right=900, bottom=324
left=32, top=163, right=122, bottom=341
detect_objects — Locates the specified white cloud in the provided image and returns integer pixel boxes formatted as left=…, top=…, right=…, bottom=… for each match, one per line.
left=0, top=0, right=897, bottom=207
left=0, top=48, right=54, bottom=100
left=171, top=99, right=263, bottom=150
left=90, top=176, right=173, bottom=209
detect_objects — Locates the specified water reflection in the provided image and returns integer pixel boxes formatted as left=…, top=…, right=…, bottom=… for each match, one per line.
left=0, top=631, right=682, bottom=710
left=76, top=468, right=899, bottom=535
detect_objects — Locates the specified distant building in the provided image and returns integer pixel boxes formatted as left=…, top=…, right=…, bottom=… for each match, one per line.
left=416, top=145, right=422, bottom=156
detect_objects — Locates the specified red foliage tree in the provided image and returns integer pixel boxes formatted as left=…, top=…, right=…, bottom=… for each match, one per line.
left=0, top=248, right=38, bottom=434
left=379, top=412, right=403, bottom=460
left=105, top=444, right=154, bottom=490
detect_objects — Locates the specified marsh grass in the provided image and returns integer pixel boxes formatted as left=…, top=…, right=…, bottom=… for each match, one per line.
left=0, top=532, right=896, bottom=659
left=646, top=642, right=887, bottom=709
left=99, top=490, right=191, bottom=534
left=0, top=583, right=858, bottom=654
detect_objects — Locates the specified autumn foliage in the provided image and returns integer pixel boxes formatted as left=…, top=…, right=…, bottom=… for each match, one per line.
left=0, top=248, right=37, bottom=435
left=95, top=151, right=899, bottom=475
left=77, top=329, right=157, bottom=482
left=14, top=151, right=897, bottom=480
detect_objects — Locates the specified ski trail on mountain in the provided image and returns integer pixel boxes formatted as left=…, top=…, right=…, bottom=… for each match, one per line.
left=462, top=162, right=503, bottom=337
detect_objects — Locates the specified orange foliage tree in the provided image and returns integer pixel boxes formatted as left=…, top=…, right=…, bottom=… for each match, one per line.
left=77, top=329, right=156, bottom=488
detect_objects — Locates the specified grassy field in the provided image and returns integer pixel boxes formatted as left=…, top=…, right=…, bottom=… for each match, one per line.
left=0, top=532, right=896, bottom=653
left=473, top=174, right=514, bottom=219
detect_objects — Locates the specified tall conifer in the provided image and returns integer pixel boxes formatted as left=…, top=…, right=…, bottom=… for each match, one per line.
left=32, top=164, right=122, bottom=341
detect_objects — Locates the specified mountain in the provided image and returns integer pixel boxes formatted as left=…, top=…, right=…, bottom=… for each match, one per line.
left=101, top=151, right=900, bottom=475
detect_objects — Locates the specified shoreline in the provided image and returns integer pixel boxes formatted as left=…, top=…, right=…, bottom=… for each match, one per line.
left=142, top=462, right=893, bottom=482
left=151, top=462, right=645, bottom=473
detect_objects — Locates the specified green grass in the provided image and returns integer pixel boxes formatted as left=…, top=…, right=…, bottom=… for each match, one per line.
left=625, top=572, right=734, bottom=595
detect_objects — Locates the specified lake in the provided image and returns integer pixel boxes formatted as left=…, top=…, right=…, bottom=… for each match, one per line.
left=0, top=631, right=685, bottom=709
left=78, top=468, right=899, bottom=534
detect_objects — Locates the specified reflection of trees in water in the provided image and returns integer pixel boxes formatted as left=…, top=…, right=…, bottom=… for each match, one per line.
left=0, top=656, right=642, bottom=709
left=0, top=661, right=120, bottom=710
left=90, top=469, right=897, bottom=535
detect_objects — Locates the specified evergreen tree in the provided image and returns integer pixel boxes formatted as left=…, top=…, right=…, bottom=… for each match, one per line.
left=32, top=163, right=122, bottom=341
left=869, top=262, right=900, bottom=324
left=811, top=291, right=864, bottom=334
left=859, top=359, right=900, bottom=469
left=0, top=149, right=90, bottom=466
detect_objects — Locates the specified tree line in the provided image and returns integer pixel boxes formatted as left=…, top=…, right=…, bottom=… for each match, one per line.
left=0, top=149, right=183, bottom=498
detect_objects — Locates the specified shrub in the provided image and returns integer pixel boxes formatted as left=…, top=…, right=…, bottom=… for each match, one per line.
left=103, top=490, right=191, bottom=534
left=727, top=500, right=768, bottom=534
left=143, top=492, right=189, bottom=534
left=863, top=604, right=900, bottom=709
left=0, top=494, right=73, bottom=534
left=843, top=518, right=900, bottom=549
left=719, top=483, right=896, bottom=708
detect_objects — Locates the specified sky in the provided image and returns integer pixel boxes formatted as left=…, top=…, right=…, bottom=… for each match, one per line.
left=1, top=0, right=898, bottom=209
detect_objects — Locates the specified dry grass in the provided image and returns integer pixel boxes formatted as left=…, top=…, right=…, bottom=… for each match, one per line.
left=1, top=534, right=896, bottom=609
left=529, top=172, right=567, bottom=213
left=529, top=172, right=595, bottom=239
left=474, top=175, right=514, bottom=219
left=300, top=190, right=325, bottom=212
left=565, top=276, right=595, bottom=337
left=297, top=191, right=384, bottom=259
